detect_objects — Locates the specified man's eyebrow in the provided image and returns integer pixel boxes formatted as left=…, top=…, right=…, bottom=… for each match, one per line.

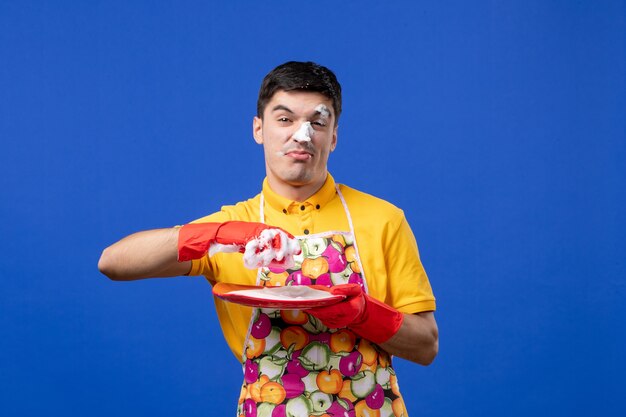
left=313, top=109, right=332, bottom=118
left=270, top=104, right=333, bottom=119
left=271, top=105, right=294, bottom=114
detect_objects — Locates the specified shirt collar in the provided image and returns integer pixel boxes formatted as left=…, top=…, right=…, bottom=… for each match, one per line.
left=262, top=174, right=337, bottom=213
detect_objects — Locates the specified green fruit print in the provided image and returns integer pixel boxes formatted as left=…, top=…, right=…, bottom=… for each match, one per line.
left=299, top=342, right=330, bottom=371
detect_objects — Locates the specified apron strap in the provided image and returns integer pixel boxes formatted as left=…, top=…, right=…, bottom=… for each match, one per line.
left=335, top=185, right=369, bottom=293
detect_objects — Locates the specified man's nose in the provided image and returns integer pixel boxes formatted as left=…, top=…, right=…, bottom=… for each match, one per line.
left=292, top=121, right=313, bottom=143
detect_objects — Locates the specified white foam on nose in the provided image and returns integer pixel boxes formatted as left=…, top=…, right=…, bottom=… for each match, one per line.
left=292, top=121, right=313, bottom=142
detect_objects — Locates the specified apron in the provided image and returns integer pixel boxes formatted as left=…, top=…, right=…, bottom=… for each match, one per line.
left=236, top=186, right=409, bottom=417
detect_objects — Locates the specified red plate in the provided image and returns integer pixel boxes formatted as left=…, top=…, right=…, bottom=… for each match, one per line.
left=212, top=282, right=345, bottom=309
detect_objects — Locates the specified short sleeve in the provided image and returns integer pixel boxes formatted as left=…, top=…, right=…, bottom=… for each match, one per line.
left=383, top=212, right=436, bottom=314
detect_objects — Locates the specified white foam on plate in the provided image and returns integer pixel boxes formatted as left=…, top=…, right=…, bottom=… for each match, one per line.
left=228, top=286, right=334, bottom=301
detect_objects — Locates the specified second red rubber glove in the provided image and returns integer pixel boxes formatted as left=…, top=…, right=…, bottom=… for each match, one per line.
left=306, top=284, right=404, bottom=345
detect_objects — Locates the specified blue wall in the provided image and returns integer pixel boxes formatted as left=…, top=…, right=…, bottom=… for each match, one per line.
left=1, top=1, right=624, bottom=416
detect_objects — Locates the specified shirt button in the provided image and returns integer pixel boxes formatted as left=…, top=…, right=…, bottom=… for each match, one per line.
left=300, top=205, right=305, bottom=211
left=282, top=209, right=287, bottom=214
left=315, top=204, right=320, bottom=209
left=303, top=229, right=310, bottom=235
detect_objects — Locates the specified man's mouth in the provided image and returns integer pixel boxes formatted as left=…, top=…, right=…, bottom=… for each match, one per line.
left=285, top=150, right=313, bottom=161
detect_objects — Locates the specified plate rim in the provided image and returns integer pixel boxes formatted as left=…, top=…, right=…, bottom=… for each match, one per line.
left=212, top=282, right=344, bottom=309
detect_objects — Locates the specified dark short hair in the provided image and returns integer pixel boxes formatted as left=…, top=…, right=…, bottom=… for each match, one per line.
left=257, top=61, right=342, bottom=125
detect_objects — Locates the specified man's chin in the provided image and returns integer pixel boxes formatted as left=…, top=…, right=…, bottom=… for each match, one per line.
left=283, top=177, right=313, bottom=187
left=275, top=164, right=303, bottom=177
left=269, top=164, right=326, bottom=188
left=280, top=171, right=317, bottom=187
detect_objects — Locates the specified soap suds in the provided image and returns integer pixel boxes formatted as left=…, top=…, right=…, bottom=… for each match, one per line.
left=315, top=104, right=330, bottom=120
left=242, top=228, right=301, bottom=269
left=292, top=121, right=314, bottom=142
left=229, top=286, right=334, bottom=301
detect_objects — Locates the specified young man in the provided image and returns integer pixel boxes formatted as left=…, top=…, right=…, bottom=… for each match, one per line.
left=99, top=61, right=438, bottom=417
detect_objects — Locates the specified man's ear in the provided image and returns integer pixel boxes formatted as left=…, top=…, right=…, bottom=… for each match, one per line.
left=330, top=125, right=338, bottom=152
left=253, top=116, right=263, bottom=144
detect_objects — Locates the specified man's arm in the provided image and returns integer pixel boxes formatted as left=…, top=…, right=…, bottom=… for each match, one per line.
left=306, top=285, right=438, bottom=366
left=380, top=311, right=438, bottom=365
left=98, top=227, right=192, bottom=281
left=98, top=222, right=302, bottom=281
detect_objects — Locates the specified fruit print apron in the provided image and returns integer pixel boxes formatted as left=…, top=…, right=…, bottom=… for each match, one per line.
left=237, top=186, right=409, bottom=417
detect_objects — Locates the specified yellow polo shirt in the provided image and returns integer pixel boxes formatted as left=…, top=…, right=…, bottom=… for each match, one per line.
left=189, top=174, right=436, bottom=361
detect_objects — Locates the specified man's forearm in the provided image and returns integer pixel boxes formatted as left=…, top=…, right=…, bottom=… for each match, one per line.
left=379, top=311, right=439, bottom=365
left=98, top=227, right=192, bottom=281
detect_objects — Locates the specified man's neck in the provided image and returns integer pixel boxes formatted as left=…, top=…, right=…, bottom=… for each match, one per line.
left=267, top=174, right=327, bottom=202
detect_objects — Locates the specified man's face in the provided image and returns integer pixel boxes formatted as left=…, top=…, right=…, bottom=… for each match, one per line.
left=253, top=90, right=337, bottom=194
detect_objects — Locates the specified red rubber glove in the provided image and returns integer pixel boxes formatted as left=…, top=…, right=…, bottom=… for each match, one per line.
left=178, top=221, right=301, bottom=269
left=306, top=284, right=404, bottom=345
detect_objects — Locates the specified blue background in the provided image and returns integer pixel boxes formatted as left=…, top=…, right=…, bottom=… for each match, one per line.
left=1, top=1, right=625, bottom=416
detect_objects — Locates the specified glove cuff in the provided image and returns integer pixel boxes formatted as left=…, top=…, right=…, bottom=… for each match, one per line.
left=349, top=294, right=404, bottom=345
left=177, top=223, right=221, bottom=261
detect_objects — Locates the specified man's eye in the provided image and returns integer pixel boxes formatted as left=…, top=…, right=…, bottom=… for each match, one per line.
left=312, top=121, right=327, bottom=127
left=278, top=117, right=291, bottom=123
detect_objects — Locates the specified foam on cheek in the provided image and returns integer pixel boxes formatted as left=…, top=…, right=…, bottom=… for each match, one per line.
left=292, top=121, right=314, bottom=142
